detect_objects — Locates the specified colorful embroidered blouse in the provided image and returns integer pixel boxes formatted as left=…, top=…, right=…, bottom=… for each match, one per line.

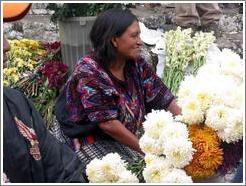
left=64, top=55, right=174, bottom=144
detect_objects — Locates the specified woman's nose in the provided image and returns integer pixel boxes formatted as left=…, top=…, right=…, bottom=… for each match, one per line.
left=3, top=37, right=11, bottom=53
left=137, top=37, right=143, bottom=46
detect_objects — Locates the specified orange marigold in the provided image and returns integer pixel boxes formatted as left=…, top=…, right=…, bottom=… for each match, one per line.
left=184, top=161, right=215, bottom=181
left=185, top=124, right=223, bottom=181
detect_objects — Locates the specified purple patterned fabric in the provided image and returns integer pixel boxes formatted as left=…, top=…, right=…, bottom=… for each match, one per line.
left=64, top=55, right=174, bottom=144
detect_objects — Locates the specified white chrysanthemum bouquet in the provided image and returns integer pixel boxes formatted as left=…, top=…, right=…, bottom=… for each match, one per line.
left=86, top=153, right=139, bottom=183
left=176, top=48, right=244, bottom=179
left=139, top=110, right=194, bottom=183
left=177, top=48, right=244, bottom=143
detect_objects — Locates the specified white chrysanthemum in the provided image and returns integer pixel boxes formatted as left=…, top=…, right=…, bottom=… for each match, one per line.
left=179, top=99, right=204, bottom=125
left=163, top=138, right=194, bottom=168
left=196, top=63, right=221, bottom=79
left=139, top=134, right=163, bottom=155
left=117, top=171, right=139, bottom=183
left=143, top=110, right=174, bottom=139
left=160, top=168, right=193, bottom=183
left=177, top=75, right=196, bottom=106
left=100, top=161, right=121, bottom=182
left=86, top=153, right=131, bottom=183
left=143, top=163, right=170, bottom=183
left=231, top=84, right=245, bottom=110
left=217, top=109, right=243, bottom=143
left=211, top=75, right=244, bottom=109
left=218, top=82, right=244, bottom=109
left=102, top=153, right=126, bottom=171
left=205, top=104, right=231, bottom=131
left=220, top=48, right=243, bottom=81
left=193, top=87, right=214, bottom=112
left=86, top=158, right=119, bottom=183
left=159, top=122, right=189, bottom=143
left=86, top=158, right=104, bottom=183
left=144, top=154, right=170, bottom=167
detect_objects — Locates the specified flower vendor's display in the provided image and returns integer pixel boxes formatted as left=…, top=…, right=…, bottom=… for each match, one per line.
left=86, top=153, right=139, bottom=183
left=176, top=48, right=244, bottom=180
left=81, top=44, right=243, bottom=183
left=163, top=27, right=215, bottom=95
left=3, top=39, right=68, bottom=129
left=85, top=47, right=243, bottom=183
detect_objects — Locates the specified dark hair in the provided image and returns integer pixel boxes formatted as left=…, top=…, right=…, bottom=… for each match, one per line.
left=90, top=8, right=138, bottom=68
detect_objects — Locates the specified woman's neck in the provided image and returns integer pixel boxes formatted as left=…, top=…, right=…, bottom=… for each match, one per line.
left=109, top=58, right=126, bottom=81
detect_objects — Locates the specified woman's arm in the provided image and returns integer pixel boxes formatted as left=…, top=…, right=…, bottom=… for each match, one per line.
left=167, top=99, right=182, bottom=116
left=99, top=120, right=144, bottom=154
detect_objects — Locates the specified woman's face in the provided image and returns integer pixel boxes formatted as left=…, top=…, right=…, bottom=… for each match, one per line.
left=113, top=20, right=142, bottom=60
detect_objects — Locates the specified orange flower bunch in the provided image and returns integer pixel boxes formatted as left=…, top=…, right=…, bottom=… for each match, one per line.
left=184, top=125, right=223, bottom=181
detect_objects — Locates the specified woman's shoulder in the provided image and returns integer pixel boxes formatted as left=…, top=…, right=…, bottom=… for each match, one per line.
left=73, top=55, right=102, bottom=75
left=135, top=56, right=155, bottom=73
left=68, top=55, right=113, bottom=86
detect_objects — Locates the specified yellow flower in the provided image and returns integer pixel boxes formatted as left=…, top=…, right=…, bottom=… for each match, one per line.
left=3, top=80, right=10, bottom=86
left=3, top=68, right=11, bottom=76
left=14, top=58, right=25, bottom=68
left=12, top=74, right=19, bottom=82
left=3, top=67, right=18, bottom=76
left=37, top=49, right=46, bottom=56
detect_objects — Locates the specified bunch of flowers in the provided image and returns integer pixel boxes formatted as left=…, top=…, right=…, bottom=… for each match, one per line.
left=163, top=27, right=215, bottom=95
left=139, top=110, right=194, bottom=183
left=38, top=60, right=68, bottom=89
left=3, top=67, right=19, bottom=86
left=176, top=48, right=244, bottom=179
left=86, top=153, right=139, bottom=183
left=3, top=39, right=68, bottom=129
left=3, top=39, right=46, bottom=86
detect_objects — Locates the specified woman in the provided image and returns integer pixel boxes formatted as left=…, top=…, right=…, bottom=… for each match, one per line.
left=55, top=8, right=181, bottom=165
left=3, top=3, right=86, bottom=183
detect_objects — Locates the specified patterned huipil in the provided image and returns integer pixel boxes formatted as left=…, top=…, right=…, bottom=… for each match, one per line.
left=63, top=55, right=174, bottom=145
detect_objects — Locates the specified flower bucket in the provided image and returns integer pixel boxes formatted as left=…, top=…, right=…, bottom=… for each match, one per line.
left=58, top=16, right=96, bottom=74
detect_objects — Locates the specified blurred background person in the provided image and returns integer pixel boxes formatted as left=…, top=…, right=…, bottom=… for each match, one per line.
left=175, top=3, right=222, bottom=34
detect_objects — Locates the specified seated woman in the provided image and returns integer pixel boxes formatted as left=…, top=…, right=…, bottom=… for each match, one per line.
left=55, top=8, right=181, bottom=165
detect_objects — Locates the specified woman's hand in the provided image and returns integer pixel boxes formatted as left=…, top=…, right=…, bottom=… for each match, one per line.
left=99, top=120, right=144, bottom=154
left=167, top=99, right=182, bottom=116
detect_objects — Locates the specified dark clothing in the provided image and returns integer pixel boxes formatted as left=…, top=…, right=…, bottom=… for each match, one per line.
left=232, top=162, right=243, bottom=183
left=3, top=87, right=86, bottom=183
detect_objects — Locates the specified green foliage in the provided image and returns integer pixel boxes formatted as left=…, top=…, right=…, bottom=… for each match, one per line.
left=127, top=157, right=146, bottom=183
left=46, top=3, right=128, bottom=23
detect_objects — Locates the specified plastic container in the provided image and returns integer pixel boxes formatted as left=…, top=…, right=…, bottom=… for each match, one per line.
left=58, top=16, right=96, bottom=74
